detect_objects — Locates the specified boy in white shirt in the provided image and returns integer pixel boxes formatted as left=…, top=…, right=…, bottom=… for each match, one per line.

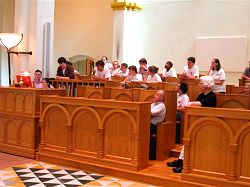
left=183, top=57, right=199, bottom=79
left=93, top=60, right=111, bottom=81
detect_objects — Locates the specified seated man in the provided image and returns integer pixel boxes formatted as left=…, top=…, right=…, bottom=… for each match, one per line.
left=55, top=57, right=75, bottom=79
left=183, top=57, right=199, bottom=79
left=116, top=63, right=129, bottom=77
left=150, top=90, right=166, bottom=159
left=33, top=69, right=43, bottom=88
left=93, top=60, right=111, bottom=81
left=162, top=61, right=177, bottom=80
left=241, top=60, right=250, bottom=80
left=167, top=75, right=216, bottom=173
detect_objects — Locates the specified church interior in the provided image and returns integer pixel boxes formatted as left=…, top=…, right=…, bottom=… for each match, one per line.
left=0, top=0, right=250, bottom=186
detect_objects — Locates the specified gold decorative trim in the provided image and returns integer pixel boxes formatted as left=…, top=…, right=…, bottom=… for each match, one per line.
left=111, top=1, right=142, bottom=11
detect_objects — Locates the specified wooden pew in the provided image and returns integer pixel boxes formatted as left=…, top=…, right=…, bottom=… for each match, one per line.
left=226, top=85, right=245, bottom=94
left=77, top=86, right=177, bottom=160
left=216, top=93, right=250, bottom=109
left=38, top=96, right=151, bottom=171
left=50, top=79, right=120, bottom=96
left=0, top=87, right=66, bottom=158
left=239, top=78, right=250, bottom=86
left=181, top=106, right=250, bottom=187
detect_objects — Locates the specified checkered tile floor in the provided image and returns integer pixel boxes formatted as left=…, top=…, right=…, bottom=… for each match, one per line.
left=0, top=161, right=156, bottom=186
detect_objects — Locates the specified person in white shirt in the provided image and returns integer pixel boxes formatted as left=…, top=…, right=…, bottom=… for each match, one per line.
left=150, top=89, right=166, bottom=159
left=162, top=61, right=177, bottom=80
left=146, top=66, right=162, bottom=82
left=138, top=58, right=148, bottom=81
left=101, top=56, right=113, bottom=72
left=116, top=63, right=129, bottom=77
left=176, top=82, right=189, bottom=121
left=93, top=60, right=111, bottom=81
left=183, top=57, right=199, bottom=79
left=33, top=69, right=43, bottom=88
left=110, top=60, right=120, bottom=76
left=207, top=58, right=226, bottom=93
left=124, top=65, right=142, bottom=82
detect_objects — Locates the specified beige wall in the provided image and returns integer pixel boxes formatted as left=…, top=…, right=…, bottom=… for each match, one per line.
left=140, top=0, right=250, bottom=85
left=53, top=0, right=114, bottom=76
left=0, top=0, right=15, bottom=85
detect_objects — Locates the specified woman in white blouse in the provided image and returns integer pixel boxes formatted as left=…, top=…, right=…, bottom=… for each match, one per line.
left=207, top=58, right=226, bottom=93
left=146, top=65, right=162, bottom=82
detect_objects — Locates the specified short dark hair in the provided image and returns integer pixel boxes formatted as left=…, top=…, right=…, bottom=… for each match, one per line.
left=139, top=58, right=147, bottom=65
left=95, top=60, right=105, bottom=67
left=128, top=65, right=137, bottom=73
left=121, top=63, right=128, bottom=68
left=165, top=61, right=173, bottom=68
left=213, top=58, right=221, bottom=71
left=179, top=82, right=188, bottom=94
left=148, top=65, right=159, bottom=74
left=58, top=57, right=67, bottom=64
left=187, top=57, right=195, bottom=63
left=35, top=69, right=42, bottom=74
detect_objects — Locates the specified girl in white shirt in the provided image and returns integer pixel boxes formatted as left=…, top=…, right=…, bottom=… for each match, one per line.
left=146, top=66, right=162, bottom=82
left=124, top=65, right=142, bottom=82
left=207, top=58, right=226, bottom=93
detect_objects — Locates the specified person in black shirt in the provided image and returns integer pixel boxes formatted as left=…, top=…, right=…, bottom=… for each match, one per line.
left=188, top=75, right=216, bottom=107
left=167, top=75, right=216, bottom=173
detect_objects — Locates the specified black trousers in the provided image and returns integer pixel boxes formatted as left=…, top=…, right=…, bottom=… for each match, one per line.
left=149, top=123, right=157, bottom=160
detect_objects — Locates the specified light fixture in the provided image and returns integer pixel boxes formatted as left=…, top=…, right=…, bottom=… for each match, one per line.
left=0, top=33, right=32, bottom=85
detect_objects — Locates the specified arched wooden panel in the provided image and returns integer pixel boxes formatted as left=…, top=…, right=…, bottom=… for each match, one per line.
left=114, top=94, right=133, bottom=101
left=0, top=117, right=5, bottom=142
left=0, top=91, right=5, bottom=111
left=191, top=124, right=227, bottom=174
left=104, top=112, right=133, bottom=159
left=24, top=93, right=33, bottom=114
left=72, top=110, right=98, bottom=152
left=6, top=120, right=18, bottom=145
left=44, top=107, right=68, bottom=148
left=6, top=92, right=15, bottom=112
left=15, top=93, right=25, bottom=113
left=19, top=121, right=34, bottom=148
left=219, top=100, right=246, bottom=109
left=240, top=133, right=250, bottom=178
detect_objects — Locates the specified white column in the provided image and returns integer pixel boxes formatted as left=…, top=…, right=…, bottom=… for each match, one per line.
left=13, top=0, right=55, bottom=81
left=112, top=1, right=142, bottom=66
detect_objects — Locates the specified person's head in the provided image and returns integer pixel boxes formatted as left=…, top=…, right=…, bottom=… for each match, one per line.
left=34, top=69, right=42, bottom=81
left=101, top=56, right=108, bottom=63
left=139, top=58, right=147, bottom=65
left=165, top=61, right=173, bottom=70
left=120, top=63, right=128, bottom=73
left=147, top=65, right=159, bottom=75
left=112, top=60, right=119, bottom=70
left=211, top=58, right=221, bottom=71
left=154, top=90, right=164, bottom=102
left=95, top=60, right=105, bottom=71
left=176, top=82, right=188, bottom=95
left=42, top=78, right=48, bottom=88
left=128, top=65, right=137, bottom=75
left=199, top=75, right=214, bottom=92
left=58, top=57, right=67, bottom=69
left=244, top=83, right=250, bottom=95
left=187, top=57, right=195, bottom=69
